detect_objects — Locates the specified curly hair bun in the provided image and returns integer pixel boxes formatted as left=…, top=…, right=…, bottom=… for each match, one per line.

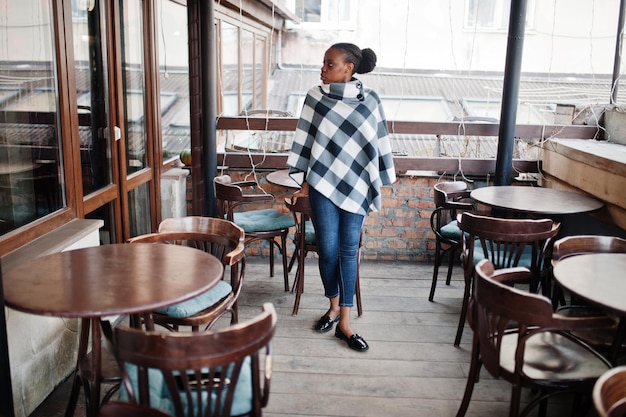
left=357, top=48, right=377, bottom=74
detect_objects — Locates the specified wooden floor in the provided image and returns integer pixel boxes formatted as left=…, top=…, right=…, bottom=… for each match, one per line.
left=29, top=258, right=602, bottom=417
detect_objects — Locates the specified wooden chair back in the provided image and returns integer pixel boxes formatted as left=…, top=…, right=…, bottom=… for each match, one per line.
left=428, top=181, right=474, bottom=302
left=458, top=211, right=560, bottom=285
left=112, top=303, right=277, bottom=417
left=213, top=174, right=291, bottom=291
left=214, top=175, right=274, bottom=220
left=553, top=235, right=626, bottom=264
left=128, top=217, right=245, bottom=328
left=433, top=181, right=471, bottom=209
left=453, top=211, right=560, bottom=346
left=594, top=366, right=626, bottom=417
left=457, top=260, right=612, bottom=417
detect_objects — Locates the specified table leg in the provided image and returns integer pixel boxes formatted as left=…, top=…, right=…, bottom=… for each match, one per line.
left=610, top=317, right=626, bottom=365
left=64, top=318, right=90, bottom=417
left=63, top=318, right=103, bottom=417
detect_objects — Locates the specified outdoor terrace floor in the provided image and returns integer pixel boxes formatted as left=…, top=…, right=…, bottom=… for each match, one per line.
left=29, top=258, right=603, bottom=417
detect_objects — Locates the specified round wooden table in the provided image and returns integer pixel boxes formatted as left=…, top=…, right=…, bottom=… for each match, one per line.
left=266, top=168, right=301, bottom=189
left=553, top=253, right=626, bottom=363
left=3, top=243, right=224, bottom=417
left=470, top=186, right=603, bottom=216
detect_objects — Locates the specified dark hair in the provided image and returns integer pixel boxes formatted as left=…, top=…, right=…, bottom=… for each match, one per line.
left=331, top=42, right=377, bottom=75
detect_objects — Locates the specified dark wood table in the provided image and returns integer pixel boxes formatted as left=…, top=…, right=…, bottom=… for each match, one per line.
left=2, top=243, right=224, bottom=417
left=553, top=253, right=626, bottom=363
left=470, top=185, right=603, bottom=216
left=266, top=168, right=301, bottom=189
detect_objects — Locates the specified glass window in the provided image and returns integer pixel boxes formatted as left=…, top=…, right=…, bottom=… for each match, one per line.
left=72, top=1, right=114, bottom=196
left=0, top=0, right=64, bottom=236
left=120, top=0, right=148, bottom=173
left=157, top=0, right=190, bottom=163
left=291, top=0, right=356, bottom=29
left=220, top=21, right=240, bottom=115
left=465, top=0, right=535, bottom=31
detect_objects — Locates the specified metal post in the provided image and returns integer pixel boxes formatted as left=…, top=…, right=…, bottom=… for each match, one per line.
left=200, top=0, right=217, bottom=216
left=611, top=0, right=626, bottom=104
left=0, top=261, right=15, bottom=417
left=495, top=0, right=527, bottom=186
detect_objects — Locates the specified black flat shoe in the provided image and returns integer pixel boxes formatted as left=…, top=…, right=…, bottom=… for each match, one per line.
left=335, top=326, right=369, bottom=352
left=314, top=314, right=340, bottom=333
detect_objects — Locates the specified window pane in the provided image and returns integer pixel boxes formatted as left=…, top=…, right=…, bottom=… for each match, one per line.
left=158, top=0, right=190, bottom=163
left=128, top=182, right=151, bottom=237
left=0, top=0, right=64, bottom=236
left=73, top=1, right=113, bottom=195
left=221, top=21, right=240, bottom=115
left=120, top=0, right=148, bottom=173
left=241, top=29, right=255, bottom=111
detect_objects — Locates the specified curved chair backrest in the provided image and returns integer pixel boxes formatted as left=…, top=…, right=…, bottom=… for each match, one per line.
left=433, top=181, right=471, bottom=207
left=593, top=366, right=626, bottom=417
left=458, top=211, right=560, bottom=274
left=157, top=216, right=245, bottom=267
left=214, top=175, right=274, bottom=220
left=113, top=303, right=277, bottom=417
left=553, top=235, right=626, bottom=265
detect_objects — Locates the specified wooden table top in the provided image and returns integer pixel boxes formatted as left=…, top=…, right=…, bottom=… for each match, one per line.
left=266, top=169, right=301, bottom=189
left=470, top=185, right=603, bottom=215
left=553, top=253, right=626, bottom=316
left=2, top=243, right=223, bottom=318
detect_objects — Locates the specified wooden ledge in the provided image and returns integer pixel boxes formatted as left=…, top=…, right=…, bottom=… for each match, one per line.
left=1, top=219, right=103, bottom=273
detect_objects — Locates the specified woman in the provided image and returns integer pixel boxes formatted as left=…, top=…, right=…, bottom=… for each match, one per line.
left=287, top=42, right=396, bottom=352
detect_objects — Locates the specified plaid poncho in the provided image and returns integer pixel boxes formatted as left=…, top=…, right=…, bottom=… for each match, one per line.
left=287, top=79, right=396, bottom=216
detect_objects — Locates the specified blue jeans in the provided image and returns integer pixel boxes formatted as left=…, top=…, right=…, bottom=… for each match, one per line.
left=309, top=187, right=364, bottom=308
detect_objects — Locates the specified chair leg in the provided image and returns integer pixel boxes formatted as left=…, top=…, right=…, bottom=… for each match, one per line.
left=268, top=238, right=275, bottom=278
left=280, top=231, right=290, bottom=291
left=445, top=247, right=456, bottom=286
left=291, top=250, right=305, bottom=316
left=455, top=334, right=481, bottom=417
left=429, top=241, right=442, bottom=302
left=454, top=272, right=472, bottom=347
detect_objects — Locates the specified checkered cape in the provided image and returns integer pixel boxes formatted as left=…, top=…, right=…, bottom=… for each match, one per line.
left=287, top=79, right=396, bottom=216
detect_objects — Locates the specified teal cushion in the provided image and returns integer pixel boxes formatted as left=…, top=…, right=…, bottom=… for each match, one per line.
left=304, top=220, right=316, bottom=245
left=119, top=357, right=253, bottom=416
left=440, top=220, right=462, bottom=240
left=233, top=209, right=294, bottom=233
left=118, top=365, right=164, bottom=408
left=471, top=242, right=534, bottom=268
left=154, top=281, right=232, bottom=318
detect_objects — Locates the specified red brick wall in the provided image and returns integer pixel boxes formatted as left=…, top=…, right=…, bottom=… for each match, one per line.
left=187, top=170, right=445, bottom=262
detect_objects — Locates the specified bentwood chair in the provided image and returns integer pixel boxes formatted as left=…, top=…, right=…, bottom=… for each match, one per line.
left=284, top=192, right=363, bottom=316
left=593, top=366, right=626, bottom=417
left=455, top=211, right=560, bottom=346
left=128, top=217, right=245, bottom=331
left=428, top=181, right=474, bottom=302
left=110, top=303, right=277, bottom=417
left=214, top=175, right=294, bottom=291
left=551, top=235, right=626, bottom=352
left=456, top=259, right=612, bottom=417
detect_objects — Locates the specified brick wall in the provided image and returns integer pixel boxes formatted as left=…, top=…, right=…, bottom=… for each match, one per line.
left=186, top=170, right=463, bottom=263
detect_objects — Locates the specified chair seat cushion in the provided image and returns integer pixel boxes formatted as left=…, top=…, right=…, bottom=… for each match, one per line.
left=500, top=331, right=610, bottom=381
left=120, top=357, right=253, bottom=416
left=154, top=281, right=232, bottom=318
left=304, top=220, right=316, bottom=245
left=233, top=209, right=294, bottom=233
left=440, top=220, right=462, bottom=240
